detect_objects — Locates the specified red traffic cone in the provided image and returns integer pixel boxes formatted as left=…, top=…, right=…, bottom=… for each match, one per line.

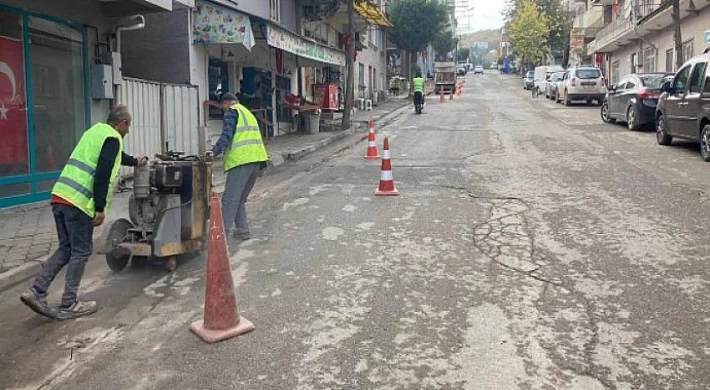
left=457, top=84, right=462, bottom=97
left=190, top=194, right=254, bottom=343
left=364, top=119, right=380, bottom=160
left=439, top=88, right=445, bottom=103
left=375, top=137, right=399, bottom=196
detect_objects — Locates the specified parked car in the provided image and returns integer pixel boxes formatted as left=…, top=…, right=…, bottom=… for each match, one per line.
left=546, top=71, right=565, bottom=100
left=457, top=66, right=467, bottom=76
left=533, top=65, right=564, bottom=97
left=601, top=73, right=673, bottom=130
left=523, top=71, right=534, bottom=90
left=558, top=66, right=606, bottom=106
left=474, top=65, right=484, bottom=74
left=656, top=53, right=710, bottom=161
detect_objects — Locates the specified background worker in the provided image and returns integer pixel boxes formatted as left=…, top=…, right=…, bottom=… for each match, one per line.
left=20, top=105, right=147, bottom=320
left=211, top=93, right=268, bottom=241
left=412, top=72, right=425, bottom=110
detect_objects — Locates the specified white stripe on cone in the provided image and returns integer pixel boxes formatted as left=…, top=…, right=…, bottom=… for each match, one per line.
left=380, top=170, right=393, bottom=180
left=383, top=149, right=391, bottom=159
left=368, top=141, right=377, bottom=147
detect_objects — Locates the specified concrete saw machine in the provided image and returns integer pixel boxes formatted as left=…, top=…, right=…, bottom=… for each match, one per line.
left=99, top=151, right=213, bottom=272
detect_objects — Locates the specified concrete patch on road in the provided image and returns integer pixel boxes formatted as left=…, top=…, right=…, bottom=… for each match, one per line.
left=321, top=227, right=344, bottom=241
left=282, top=197, right=310, bottom=211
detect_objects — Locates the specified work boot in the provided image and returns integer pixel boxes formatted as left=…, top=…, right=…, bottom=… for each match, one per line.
left=20, top=287, right=55, bottom=318
left=56, top=300, right=98, bottom=321
left=233, top=230, right=251, bottom=242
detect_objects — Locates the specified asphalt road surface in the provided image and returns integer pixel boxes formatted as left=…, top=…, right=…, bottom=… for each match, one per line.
left=2, top=71, right=710, bottom=390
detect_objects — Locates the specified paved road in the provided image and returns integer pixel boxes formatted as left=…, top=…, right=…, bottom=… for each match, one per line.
left=2, top=72, right=710, bottom=390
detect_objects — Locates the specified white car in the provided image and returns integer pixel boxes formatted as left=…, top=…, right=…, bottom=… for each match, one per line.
left=474, top=65, right=484, bottom=74
left=557, top=66, right=606, bottom=106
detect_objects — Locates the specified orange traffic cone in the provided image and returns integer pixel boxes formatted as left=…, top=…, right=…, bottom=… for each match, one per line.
left=439, top=88, right=445, bottom=103
left=456, top=84, right=462, bottom=97
left=190, top=194, right=254, bottom=343
left=364, top=119, right=380, bottom=160
left=375, top=137, right=399, bottom=196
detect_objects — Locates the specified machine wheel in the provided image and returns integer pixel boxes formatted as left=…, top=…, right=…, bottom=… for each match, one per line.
left=165, top=256, right=178, bottom=272
left=105, top=218, right=133, bottom=272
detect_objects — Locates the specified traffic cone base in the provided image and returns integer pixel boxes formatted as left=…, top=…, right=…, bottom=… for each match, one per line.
left=375, top=188, right=400, bottom=196
left=190, top=317, right=254, bottom=344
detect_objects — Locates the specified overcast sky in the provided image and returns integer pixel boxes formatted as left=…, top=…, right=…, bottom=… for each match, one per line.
left=458, top=0, right=505, bottom=32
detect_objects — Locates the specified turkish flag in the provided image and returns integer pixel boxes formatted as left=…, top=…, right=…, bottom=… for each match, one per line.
left=0, top=36, right=28, bottom=166
left=613, top=0, right=620, bottom=16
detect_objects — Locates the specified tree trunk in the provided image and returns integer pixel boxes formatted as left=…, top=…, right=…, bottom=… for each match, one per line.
left=408, top=51, right=415, bottom=97
left=341, top=0, right=355, bottom=130
left=672, top=0, right=683, bottom=70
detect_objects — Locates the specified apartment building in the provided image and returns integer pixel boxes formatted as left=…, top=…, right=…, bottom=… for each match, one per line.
left=586, top=0, right=710, bottom=84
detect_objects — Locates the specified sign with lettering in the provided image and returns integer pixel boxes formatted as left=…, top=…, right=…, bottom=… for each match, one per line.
left=267, top=25, right=345, bottom=67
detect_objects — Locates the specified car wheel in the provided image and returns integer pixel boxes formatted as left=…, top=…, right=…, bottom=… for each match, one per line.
left=601, top=102, right=616, bottom=124
left=564, top=91, right=571, bottom=106
left=656, top=114, right=673, bottom=146
left=700, top=125, right=710, bottom=162
left=626, top=105, right=639, bottom=130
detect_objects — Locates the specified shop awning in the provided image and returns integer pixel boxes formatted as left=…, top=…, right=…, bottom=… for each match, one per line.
left=354, top=1, right=392, bottom=27
left=267, top=25, right=346, bottom=67
left=192, top=1, right=255, bottom=50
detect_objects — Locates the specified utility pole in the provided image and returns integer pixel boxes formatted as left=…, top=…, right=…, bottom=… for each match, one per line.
left=672, top=0, right=683, bottom=70
left=341, top=0, right=355, bottom=130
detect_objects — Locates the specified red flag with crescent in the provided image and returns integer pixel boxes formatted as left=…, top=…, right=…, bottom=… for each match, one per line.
left=0, top=36, right=28, bottom=166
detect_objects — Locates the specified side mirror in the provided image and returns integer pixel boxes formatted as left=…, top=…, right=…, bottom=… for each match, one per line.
left=661, top=81, right=672, bottom=93
left=609, top=85, right=616, bottom=92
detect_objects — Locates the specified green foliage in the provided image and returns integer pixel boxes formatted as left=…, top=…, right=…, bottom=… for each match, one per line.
left=458, top=48, right=471, bottom=62
left=508, top=0, right=549, bottom=64
left=432, top=29, right=455, bottom=58
left=388, top=0, right=450, bottom=53
left=505, top=0, right=568, bottom=54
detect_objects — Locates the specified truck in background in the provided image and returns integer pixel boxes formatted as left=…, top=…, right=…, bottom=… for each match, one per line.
left=434, top=62, right=457, bottom=95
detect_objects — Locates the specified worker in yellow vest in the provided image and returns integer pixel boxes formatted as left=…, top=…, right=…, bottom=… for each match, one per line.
left=211, top=93, right=268, bottom=241
left=412, top=72, right=425, bottom=113
left=20, top=105, right=147, bottom=320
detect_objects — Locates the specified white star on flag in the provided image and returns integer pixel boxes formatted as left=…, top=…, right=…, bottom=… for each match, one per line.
left=0, top=104, right=8, bottom=121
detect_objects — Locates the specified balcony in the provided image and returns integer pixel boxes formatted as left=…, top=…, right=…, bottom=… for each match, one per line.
left=586, top=14, right=635, bottom=54
left=572, top=5, right=605, bottom=38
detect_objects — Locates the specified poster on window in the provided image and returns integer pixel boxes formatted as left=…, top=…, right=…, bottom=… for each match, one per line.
left=0, top=36, right=28, bottom=168
left=192, top=2, right=255, bottom=50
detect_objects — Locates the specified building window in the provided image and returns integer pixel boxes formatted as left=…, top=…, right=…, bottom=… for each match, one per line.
left=630, top=52, right=638, bottom=74
left=682, top=39, right=694, bottom=64
left=359, top=63, right=365, bottom=87
left=666, top=48, right=674, bottom=72
left=270, top=0, right=281, bottom=23
left=208, top=58, right=229, bottom=119
left=611, top=60, right=620, bottom=84
left=643, top=47, right=656, bottom=73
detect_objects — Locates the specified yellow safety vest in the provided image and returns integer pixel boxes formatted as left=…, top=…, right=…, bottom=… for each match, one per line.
left=223, top=103, right=268, bottom=172
left=52, top=123, right=123, bottom=218
left=412, top=77, right=424, bottom=93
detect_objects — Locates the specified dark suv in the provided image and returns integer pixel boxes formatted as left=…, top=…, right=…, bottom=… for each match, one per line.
left=656, top=53, right=710, bottom=161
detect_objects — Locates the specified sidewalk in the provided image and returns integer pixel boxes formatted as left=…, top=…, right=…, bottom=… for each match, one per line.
left=0, top=96, right=410, bottom=292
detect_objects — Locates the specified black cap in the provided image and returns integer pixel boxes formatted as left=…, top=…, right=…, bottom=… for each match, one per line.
left=221, top=92, right=238, bottom=102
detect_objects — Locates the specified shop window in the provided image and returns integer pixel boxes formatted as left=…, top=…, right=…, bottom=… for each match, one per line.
left=208, top=58, right=229, bottom=119
left=682, top=39, right=694, bottom=64
left=666, top=48, right=674, bottom=72
left=0, top=9, right=29, bottom=183
left=275, top=75, right=291, bottom=123
left=29, top=17, right=85, bottom=174
left=270, top=0, right=281, bottom=23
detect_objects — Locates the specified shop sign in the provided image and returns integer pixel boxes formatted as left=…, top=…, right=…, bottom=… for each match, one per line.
left=192, top=1, right=255, bottom=50
left=267, top=25, right=345, bottom=67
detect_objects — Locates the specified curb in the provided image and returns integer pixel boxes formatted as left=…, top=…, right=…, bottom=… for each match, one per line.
left=0, top=259, right=43, bottom=293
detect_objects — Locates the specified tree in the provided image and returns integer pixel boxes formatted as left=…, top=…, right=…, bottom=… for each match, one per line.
left=458, top=48, right=471, bottom=62
left=505, top=0, right=569, bottom=61
left=388, top=0, right=449, bottom=86
left=432, top=28, right=455, bottom=60
left=508, top=0, right=549, bottom=65
left=672, top=0, right=683, bottom=70
left=342, top=0, right=356, bottom=130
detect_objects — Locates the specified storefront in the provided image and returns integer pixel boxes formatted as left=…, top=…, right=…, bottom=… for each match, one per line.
left=0, top=4, right=89, bottom=208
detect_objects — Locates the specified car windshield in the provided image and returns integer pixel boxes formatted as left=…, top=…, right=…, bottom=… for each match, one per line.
left=526, top=71, right=534, bottom=78
left=575, top=68, right=601, bottom=79
left=640, top=75, right=672, bottom=88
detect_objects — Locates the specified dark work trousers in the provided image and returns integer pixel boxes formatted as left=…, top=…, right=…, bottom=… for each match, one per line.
left=413, top=91, right=423, bottom=106
left=33, top=204, right=94, bottom=308
left=222, top=162, right=260, bottom=237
